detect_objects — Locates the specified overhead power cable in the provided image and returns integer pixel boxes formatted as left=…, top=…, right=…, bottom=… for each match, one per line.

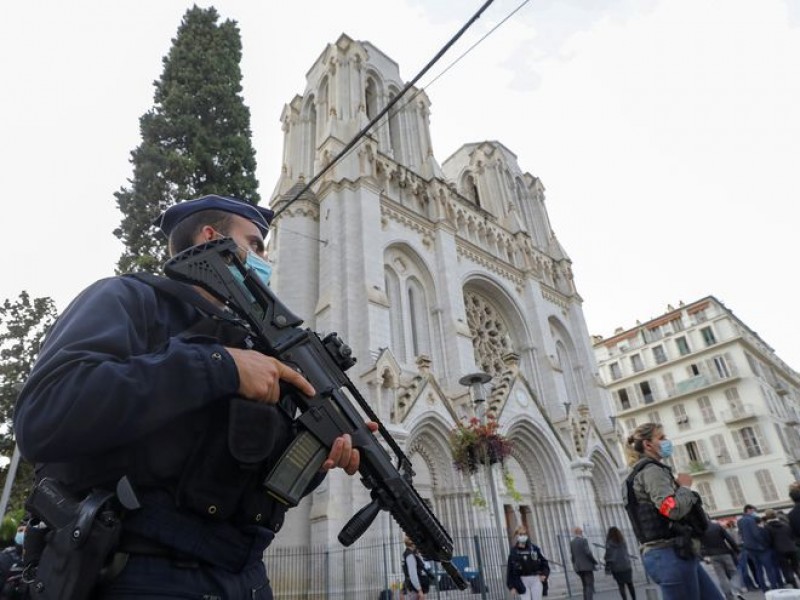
left=273, top=0, right=496, bottom=219
left=365, top=0, right=531, bottom=158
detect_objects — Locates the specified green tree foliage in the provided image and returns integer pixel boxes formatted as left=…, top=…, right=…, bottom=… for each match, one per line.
left=0, top=509, right=25, bottom=545
left=0, top=292, right=58, bottom=514
left=114, top=5, right=260, bottom=273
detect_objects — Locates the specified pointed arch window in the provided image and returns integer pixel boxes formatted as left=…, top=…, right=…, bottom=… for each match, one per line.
left=388, top=88, right=402, bottom=161
left=408, top=277, right=430, bottom=358
left=384, top=262, right=435, bottom=368
left=365, top=77, right=378, bottom=120
left=384, top=268, right=406, bottom=361
left=465, top=173, right=481, bottom=208
left=302, top=95, right=317, bottom=178
left=556, top=340, right=579, bottom=404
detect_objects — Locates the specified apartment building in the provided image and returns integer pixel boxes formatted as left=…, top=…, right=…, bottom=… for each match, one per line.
left=594, top=296, right=800, bottom=517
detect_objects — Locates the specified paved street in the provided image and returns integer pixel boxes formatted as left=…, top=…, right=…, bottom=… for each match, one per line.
left=587, top=584, right=776, bottom=599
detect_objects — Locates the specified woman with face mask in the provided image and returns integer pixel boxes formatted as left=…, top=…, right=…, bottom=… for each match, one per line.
left=506, top=526, right=550, bottom=599
left=623, top=423, right=722, bottom=600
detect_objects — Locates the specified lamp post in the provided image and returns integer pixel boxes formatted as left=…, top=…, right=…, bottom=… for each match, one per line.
left=459, top=372, right=507, bottom=590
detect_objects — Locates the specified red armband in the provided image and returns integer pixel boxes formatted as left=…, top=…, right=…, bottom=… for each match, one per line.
left=659, top=496, right=677, bottom=517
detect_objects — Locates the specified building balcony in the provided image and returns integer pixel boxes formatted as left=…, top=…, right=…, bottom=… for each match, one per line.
left=687, top=460, right=714, bottom=476
left=720, top=404, right=759, bottom=424
left=672, top=367, right=739, bottom=397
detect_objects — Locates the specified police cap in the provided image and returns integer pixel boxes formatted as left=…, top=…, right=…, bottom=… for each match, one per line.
left=155, top=195, right=275, bottom=238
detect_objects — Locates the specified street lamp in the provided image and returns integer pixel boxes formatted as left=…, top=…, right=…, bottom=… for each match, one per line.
left=459, top=372, right=492, bottom=408
left=459, top=371, right=507, bottom=587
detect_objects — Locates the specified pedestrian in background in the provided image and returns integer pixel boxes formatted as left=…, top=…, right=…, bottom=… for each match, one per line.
left=603, top=526, right=636, bottom=600
left=402, top=537, right=430, bottom=600
left=764, top=509, right=797, bottom=588
left=729, top=517, right=757, bottom=592
left=788, top=483, right=800, bottom=541
left=570, top=526, right=599, bottom=600
left=739, top=504, right=780, bottom=591
left=700, top=520, right=744, bottom=600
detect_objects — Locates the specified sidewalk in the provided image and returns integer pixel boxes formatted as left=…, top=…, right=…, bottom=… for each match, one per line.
left=587, top=585, right=769, bottom=599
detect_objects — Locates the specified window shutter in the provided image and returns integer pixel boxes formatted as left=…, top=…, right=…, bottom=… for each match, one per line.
left=631, top=384, right=642, bottom=406
left=697, top=482, right=717, bottom=512
left=674, top=444, right=690, bottom=471
left=725, top=476, right=745, bottom=507
left=725, top=387, right=742, bottom=409
left=724, top=352, right=735, bottom=375
left=754, top=424, right=770, bottom=454
left=732, top=430, right=748, bottom=460
left=711, top=434, right=731, bottom=464
left=697, top=439, right=711, bottom=463
left=704, top=359, right=716, bottom=376
left=663, top=373, right=675, bottom=395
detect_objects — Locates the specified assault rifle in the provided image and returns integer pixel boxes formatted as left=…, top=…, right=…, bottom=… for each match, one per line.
left=164, top=238, right=467, bottom=590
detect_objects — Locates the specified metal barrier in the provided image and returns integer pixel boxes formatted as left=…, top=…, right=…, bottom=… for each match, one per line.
left=265, top=528, right=651, bottom=599
left=266, top=530, right=533, bottom=599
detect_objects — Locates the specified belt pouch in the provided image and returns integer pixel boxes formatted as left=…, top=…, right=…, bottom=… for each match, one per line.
left=176, top=398, right=280, bottom=521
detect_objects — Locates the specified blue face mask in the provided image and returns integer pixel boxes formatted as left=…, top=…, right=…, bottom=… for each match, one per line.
left=659, top=439, right=674, bottom=459
left=15, top=531, right=24, bottom=546
left=245, top=251, right=272, bottom=287
left=211, top=231, right=272, bottom=287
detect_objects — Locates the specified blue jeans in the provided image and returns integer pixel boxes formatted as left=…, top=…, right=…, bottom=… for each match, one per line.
left=737, top=549, right=757, bottom=590
left=643, top=546, right=724, bottom=600
left=748, top=548, right=782, bottom=590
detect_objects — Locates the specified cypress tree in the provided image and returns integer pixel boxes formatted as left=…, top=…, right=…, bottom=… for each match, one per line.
left=114, top=5, right=260, bottom=273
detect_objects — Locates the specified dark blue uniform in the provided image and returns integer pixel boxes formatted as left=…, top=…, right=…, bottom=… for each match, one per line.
left=15, top=275, right=302, bottom=598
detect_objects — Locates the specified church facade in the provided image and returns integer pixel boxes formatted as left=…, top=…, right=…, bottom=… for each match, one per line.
left=266, top=34, right=627, bottom=597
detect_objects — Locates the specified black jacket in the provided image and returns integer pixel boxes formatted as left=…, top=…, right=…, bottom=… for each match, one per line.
left=14, top=275, right=320, bottom=571
left=788, top=503, right=800, bottom=541
left=507, top=542, right=549, bottom=593
left=766, top=518, right=796, bottom=554
left=700, top=522, right=738, bottom=557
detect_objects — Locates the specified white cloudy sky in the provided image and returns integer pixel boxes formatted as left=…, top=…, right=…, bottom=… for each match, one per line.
left=1, top=0, right=798, bottom=370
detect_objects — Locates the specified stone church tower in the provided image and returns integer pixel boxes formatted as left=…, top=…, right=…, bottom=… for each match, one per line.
left=266, top=34, right=626, bottom=595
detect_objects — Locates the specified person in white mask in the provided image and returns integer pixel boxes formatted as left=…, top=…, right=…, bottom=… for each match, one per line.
left=506, top=525, right=550, bottom=599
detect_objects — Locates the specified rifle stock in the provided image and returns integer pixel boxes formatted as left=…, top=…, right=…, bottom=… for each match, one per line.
left=165, top=238, right=467, bottom=590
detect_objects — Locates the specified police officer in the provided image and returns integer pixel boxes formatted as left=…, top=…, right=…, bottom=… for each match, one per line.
left=14, top=195, right=372, bottom=599
left=506, top=526, right=549, bottom=600
left=623, top=422, right=722, bottom=600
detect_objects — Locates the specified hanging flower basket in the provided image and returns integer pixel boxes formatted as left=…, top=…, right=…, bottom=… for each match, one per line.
left=449, top=415, right=513, bottom=475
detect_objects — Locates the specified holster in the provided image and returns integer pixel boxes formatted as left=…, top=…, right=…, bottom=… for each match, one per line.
left=672, top=523, right=696, bottom=560
left=25, top=479, right=122, bottom=600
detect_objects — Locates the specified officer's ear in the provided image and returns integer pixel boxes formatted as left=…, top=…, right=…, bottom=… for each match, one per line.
left=194, top=225, right=223, bottom=245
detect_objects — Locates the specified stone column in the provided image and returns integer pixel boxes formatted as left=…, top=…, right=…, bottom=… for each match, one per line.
left=570, top=458, right=602, bottom=533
